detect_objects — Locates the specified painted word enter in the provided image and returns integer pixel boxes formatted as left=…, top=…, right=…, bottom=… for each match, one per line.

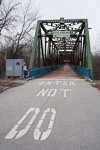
left=5, top=108, right=56, bottom=141
left=36, top=89, right=71, bottom=97
left=39, top=81, right=75, bottom=86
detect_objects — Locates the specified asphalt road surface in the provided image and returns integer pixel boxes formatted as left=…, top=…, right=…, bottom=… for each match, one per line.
left=0, top=66, right=100, bottom=150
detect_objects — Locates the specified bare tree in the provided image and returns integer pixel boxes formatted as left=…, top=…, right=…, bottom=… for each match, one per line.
left=4, top=0, right=40, bottom=59
left=92, top=47, right=100, bottom=80
left=0, top=0, right=19, bottom=38
left=0, top=0, right=40, bottom=77
left=0, top=0, right=2, bottom=5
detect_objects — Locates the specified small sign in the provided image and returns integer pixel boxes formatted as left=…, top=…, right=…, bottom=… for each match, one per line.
left=16, top=62, right=20, bottom=65
left=53, top=31, right=70, bottom=38
left=64, top=60, right=70, bottom=63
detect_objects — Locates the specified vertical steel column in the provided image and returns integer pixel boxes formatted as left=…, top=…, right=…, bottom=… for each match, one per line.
left=84, top=19, right=93, bottom=79
left=29, top=21, right=41, bottom=70
left=52, top=42, right=53, bottom=66
left=45, top=35, right=46, bottom=66
left=81, top=36, right=84, bottom=67
left=78, top=39, right=80, bottom=66
left=82, top=36, right=85, bottom=67
left=76, top=43, right=78, bottom=66
left=56, top=50, right=58, bottom=65
left=73, top=50, right=74, bottom=65
left=80, top=36, right=82, bottom=66
left=75, top=46, right=77, bottom=71
left=84, top=36, right=86, bottom=68
left=48, top=38, right=51, bottom=66
left=54, top=46, right=55, bottom=65
left=40, top=36, right=44, bottom=66
left=38, top=36, right=40, bottom=68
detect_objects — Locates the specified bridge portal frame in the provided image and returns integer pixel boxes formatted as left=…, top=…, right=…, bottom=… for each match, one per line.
left=29, top=19, right=93, bottom=79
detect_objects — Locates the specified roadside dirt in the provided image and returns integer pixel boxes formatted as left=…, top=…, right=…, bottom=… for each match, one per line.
left=92, top=80, right=100, bottom=91
left=0, top=79, right=25, bottom=94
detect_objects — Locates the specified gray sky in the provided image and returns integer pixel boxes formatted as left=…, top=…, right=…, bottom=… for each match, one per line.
left=17, top=0, right=100, bottom=51
left=34, top=0, right=100, bottom=51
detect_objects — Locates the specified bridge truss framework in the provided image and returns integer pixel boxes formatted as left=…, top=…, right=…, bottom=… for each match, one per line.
left=29, top=18, right=93, bottom=79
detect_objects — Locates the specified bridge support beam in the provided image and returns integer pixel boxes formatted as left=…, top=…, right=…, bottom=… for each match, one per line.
left=29, top=18, right=93, bottom=79
left=29, top=21, right=41, bottom=70
left=85, top=19, right=93, bottom=79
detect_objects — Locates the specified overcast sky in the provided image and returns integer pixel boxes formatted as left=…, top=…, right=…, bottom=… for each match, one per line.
left=34, top=0, right=99, bottom=51
left=19, top=0, right=100, bottom=51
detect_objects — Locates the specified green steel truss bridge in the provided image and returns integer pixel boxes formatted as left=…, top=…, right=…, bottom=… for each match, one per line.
left=29, top=18, right=93, bottom=79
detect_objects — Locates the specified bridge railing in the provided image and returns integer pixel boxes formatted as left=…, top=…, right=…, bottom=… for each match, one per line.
left=30, top=64, right=65, bottom=77
left=68, top=64, right=90, bottom=78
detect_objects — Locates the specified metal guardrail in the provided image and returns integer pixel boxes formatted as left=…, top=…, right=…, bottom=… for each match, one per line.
left=30, top=65, right=65, bottom=77
left=69, top=64, right=90, bottom=78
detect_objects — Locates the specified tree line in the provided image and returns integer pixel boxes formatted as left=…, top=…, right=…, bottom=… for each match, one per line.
left=92, top=48, right=100, bottom=80
left=0, top=0, right=40, bottom=77
left=0, top=0, right=100, bottom=79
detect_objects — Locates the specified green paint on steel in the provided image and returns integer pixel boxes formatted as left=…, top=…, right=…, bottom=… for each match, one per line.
left=40, top=23, right=48, bottom=34
left=29, top=18, right=93, bottom=80
left=29, top=20, right=41, bottom=70
left=41, top=19, right=86, bottom=23
left=53, top=23, right=61, bottom=31
left=47, top=32, right=78, bottom=37
left=38, top=36, right=40, bottom=67
left=84, top=19, right=93, bottom=79
left=84, top=36, right=86, bottom=68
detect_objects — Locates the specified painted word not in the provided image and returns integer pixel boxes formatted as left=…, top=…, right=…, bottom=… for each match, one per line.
left=36, top=89, right=71, bottom=97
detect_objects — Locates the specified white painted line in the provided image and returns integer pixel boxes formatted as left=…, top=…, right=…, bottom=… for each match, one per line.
left=36, top=89, right=49, bottom=97
left=15, top=108, right=40, bottom=139
left=17, top=115, right=27, bottom=125
left=40, top=129, right=51, bottom=141
left=45, top=81, right=53, bottom=85
left=41, top=113, right=46, bottom=120
left=38, top=81, right=45, bottom=85
left=60, top=89, right=71, bottom=97
left=63, top=81, right=68, bottom=86
left=5, top=108, right=56, bottom=141
left=37, top=120, right=43, bottom=128
left=44, top=108, right=51, bottom=113
left=47, top=89, right=57, bottom=97
left=51, top=114, right=56, bottom=121
left=69, top=82, right=75, bottom=86
left=51, top=108, right=56, bottom=114
left=48, top=121, right=54, bottom=129
left=17, top=108, right=35, bottom=125
left=5, top=125, right=19, bottom=139
left=54, top=81, right=62, bottom=85
left=38, top=81, right=76, bottom=87
left=26, top=108, right=35, bottom=115
left=15, top=125, right=30, bottom=139
left=28, top=114, right=37, bottom=125
left=5, top=108, right=40, bottom=139
left=34, top=108, right=56, bottom=141
left=34, top=129, right=41, bottom=140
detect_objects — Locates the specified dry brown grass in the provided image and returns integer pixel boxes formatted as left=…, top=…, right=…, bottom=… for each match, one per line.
left=0, top=80, right=23, bottom=93
left=92, top=80, right=100, bottom=91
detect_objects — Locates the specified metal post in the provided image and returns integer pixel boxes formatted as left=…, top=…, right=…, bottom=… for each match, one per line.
left=84, top=36, right=86, bottom=68
left=40, top=36, right=44, bottom=66
left=38, top=36, right=40, bottom=68
left=29, top=21, right=41, bottom=70
left=84, top=19, right=93, bottom=79
left=45, top=35, right=46, bottom=66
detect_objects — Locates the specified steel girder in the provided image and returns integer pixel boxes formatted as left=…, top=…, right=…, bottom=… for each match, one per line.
left=29, top=18, right=93, bottom=79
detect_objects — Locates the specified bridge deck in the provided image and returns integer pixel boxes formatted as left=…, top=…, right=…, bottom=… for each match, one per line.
left=41, top=65, right=84, bottom=79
